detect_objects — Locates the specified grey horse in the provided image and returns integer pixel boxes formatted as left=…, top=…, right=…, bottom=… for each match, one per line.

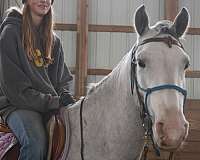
left=60, top=5, right=190, bottom=160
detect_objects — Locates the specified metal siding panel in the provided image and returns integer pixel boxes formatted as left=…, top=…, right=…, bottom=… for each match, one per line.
left=95, top=0, right=111, bottom=69
left=88, top=0, right=98, bottom=24
left=193, top=36, right=200, bottom=99
left=88, top=0, right=97, bottom=80
left=179, top=0, right=200, bottom=98
left=97, top=0, right=111, bottom=24
left=88, top=32, right=97, bottom=68
left=88, top=32, right=97, bottom=82
left=54, top=0, right=76, bottom=68
left=88, top=0, right=98, bottom=84
left=193, top=0, right=200, bottom=27
left=61, top=31, right=76, bottom=93
left=88, top=0, right=97, bottom=75
left=179, top=1, right=200, bottom=99
left=144, top=0, right=160, bottom=25
left=53, top=0, right=63, bottom=22
left=179, top=0, right=195, bottom=27
left=62, top=31, right=76, bottom=67
left=110, top=33, right=127, bottom=68
left=159, top=0, right=165, bottom=19
left=110, top=0, right=128, bottom=25
left=109, top=0, right=128, bottom=68
left=181, top=35, right=194, bottom=98
left=128, top=0, right=145, bottom=26
left=96, top=32, right=110, bottom=69
left=62, top=0, right=77, bottom=23
left=127, top=33, right=137, bottom=50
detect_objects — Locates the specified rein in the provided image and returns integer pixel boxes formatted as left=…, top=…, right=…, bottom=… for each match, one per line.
left=131, top=36, right=187, bottom=160
left=80, top=97, right=85, bottom=160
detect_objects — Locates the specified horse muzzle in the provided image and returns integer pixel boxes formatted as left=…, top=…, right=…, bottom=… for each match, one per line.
left=153, top=117, right=189, bottom=151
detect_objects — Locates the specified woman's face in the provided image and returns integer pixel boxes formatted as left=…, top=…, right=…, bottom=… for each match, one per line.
left=27, top=0, right=51, bottom=17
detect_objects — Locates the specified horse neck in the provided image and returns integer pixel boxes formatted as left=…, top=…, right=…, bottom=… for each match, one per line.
left=77, top=51, right=144, bottom=159
left=86, top=51, right=133, bottom=105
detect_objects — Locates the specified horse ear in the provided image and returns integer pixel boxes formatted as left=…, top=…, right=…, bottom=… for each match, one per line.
left=171, top=8, right=189, bottom=38
left=134, top=5, right=149, bottom=36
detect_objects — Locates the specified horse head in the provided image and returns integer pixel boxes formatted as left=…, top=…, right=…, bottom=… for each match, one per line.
left=133, top=5, right=190, bottom=151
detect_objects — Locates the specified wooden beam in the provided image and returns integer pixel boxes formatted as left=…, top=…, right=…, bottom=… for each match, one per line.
left=54, top=23, right=200, bottom=35
left=54, top=23, right=135, bottom=33
left=165, top=0, right=179, bottom=21
left=186, top=70, right=200, bottom=78
left=88, top=24, right=134, bottom=33
left=75, top=0, right=88, bottom=97
left=54, top=23, right=77, bottom=31
left=187, top=28, right=200, bottom=35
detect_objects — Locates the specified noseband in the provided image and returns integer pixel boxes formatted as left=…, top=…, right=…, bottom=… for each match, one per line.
left=130, top=36, right=187, bottom=159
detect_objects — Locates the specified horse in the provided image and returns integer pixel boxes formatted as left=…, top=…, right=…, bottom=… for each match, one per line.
left=2, top=5, right=190, bottom=160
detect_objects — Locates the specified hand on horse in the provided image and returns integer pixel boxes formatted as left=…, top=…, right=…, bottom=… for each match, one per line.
left=59, top=91, right=76, bottom=107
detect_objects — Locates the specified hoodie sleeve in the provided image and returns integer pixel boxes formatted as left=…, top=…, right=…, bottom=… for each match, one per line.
left=57, top=41, right=73, bottom=95
left=49, top=37, right=73, bottom=96
left=0, top=25, right=59, bottom=113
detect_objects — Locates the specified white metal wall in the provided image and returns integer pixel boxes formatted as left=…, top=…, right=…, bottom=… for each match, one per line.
left=179, top=0, right=200, bottom=99
left=6, top=0, right=200, bottom=98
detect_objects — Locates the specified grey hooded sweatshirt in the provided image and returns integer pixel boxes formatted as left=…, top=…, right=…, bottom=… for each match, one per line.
left=0, top=9, right=73, bottom=120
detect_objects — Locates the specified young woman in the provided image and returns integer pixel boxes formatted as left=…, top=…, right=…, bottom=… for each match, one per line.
left=0, top=0, right=75, bottom=159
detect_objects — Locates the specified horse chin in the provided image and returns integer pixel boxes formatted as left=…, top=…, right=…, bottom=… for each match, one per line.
left=158, top=145, right=179, bottom=152
left=152, top=128, right=186, bottom=152
left=156, top=141, right=183, bottom=152
left=153, top=136, right=183, bottom=152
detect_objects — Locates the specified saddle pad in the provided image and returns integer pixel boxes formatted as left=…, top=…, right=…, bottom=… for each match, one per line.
left=0, top=131, right=18, bottom=160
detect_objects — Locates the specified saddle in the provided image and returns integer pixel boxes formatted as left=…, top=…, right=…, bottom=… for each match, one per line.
left=0, top=113, right=66, bottom=160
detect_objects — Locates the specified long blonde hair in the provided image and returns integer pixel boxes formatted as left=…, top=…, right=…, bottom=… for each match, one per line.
left=22, top=4, right=54, bottom=64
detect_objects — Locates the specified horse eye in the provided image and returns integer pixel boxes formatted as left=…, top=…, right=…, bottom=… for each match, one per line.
left=138, top=59, right=146, bottom=68
left=184, top=62, right=190, bottom=70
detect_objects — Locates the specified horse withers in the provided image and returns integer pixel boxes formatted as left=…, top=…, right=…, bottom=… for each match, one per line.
left=1, top=5, right=190, bottom=160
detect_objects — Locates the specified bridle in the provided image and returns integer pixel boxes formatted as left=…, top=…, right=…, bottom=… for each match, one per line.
left=79, top=36, right=187, bottom=160
left=130, top=36, right=187, bottom=160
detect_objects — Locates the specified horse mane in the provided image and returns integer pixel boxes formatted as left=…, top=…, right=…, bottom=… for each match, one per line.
left=86, top=52, right=130, bottom=96
left=86, top=75, right=110, bottom=95
left=87, top=83, right=97, bottom=94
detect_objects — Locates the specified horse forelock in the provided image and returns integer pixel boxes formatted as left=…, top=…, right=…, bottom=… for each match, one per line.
left=137, top=20, right=180, bottom=42
left=152, top=20, right=173, bottom=31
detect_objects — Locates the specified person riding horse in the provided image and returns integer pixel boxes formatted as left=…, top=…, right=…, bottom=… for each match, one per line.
left=0, top=0, right=75, bottom=159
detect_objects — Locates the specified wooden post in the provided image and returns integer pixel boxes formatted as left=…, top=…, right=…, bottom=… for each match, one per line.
left=75, top=0, right=88, bottom=97
left=165, top=0, right=179, bottom=21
